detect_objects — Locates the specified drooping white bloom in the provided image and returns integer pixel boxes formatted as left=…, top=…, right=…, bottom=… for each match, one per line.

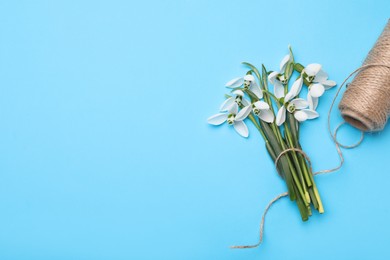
left=219, top=90, right=250, bottom=111
left=252, top=101, right=274, bottom=123
left=225, top=74, right=263, bottom=99
left=268, top=71, right=285, bottom=99
left=268, top=54, right=293, bottom=99
left=236, top=100, right=274, bottom=123
left=303, top=63, right=337, bottom=109
left=275, top=87, right=319, bottom=126
left=207, top=103, right=250, bottom=138
left=307, top=92, right=319, bottom=110
left=279, top=54, right=292, bottom=72
left=289, top=77, right=304, bottom=98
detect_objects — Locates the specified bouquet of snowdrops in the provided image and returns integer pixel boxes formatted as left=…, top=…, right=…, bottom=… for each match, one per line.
left=208, top=47, right=336, bottom=220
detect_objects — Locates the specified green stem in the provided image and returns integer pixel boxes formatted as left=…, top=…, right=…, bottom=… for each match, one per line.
left=284, top=121, right=311, bottom=204
left=287, top=113, right=324, bottom=213
left=247, top=113, right=267, bottom=140
left=262, top=90, right=281, bottom=106
left=301, top=153, right=324, bottom=213
left=287, top=114, right=313, bottom=187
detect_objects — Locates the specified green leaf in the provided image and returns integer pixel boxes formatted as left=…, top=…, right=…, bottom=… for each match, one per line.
left=261, top=65, right=269, bottom=91
left=288, top=45, right=295, bottom=62
left=244, top=89, right=259, bottom=103
left=242, top=62, right=261, bottom=80
left=285, top=62, right=294, bottom=80
left=287, top=113, right=298, bottom=145
left=294, top=184, right=309, bottom=221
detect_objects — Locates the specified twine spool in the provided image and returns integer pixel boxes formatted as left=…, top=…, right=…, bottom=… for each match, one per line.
left=339, top=19, right=390, bottom=132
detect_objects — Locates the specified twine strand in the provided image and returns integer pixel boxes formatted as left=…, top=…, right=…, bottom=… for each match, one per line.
left=230, top=192, right=288, bottom=249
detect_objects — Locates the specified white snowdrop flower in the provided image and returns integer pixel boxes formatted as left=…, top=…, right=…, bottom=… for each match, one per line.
left=225, top=74, right=263, bottom=99
left=219, top=90, right=250, bottom=111
left=307, top=92, right=319, bottom=110
left=236, top=100, right=274, bottom=123
left=252, top=101, right=274, bottom=123
left=268, top=54, right=293, bottom=99
left=289, top=77, right=304, bottom=98
left=207, top=103, right=250, bottom=138
left=303, top=63, right=322, bottom=78
left=279, top=53, right=292, bottom=72
left=303, top=63, right=337, bottom=100
left=275, top=87, right=319, bottom=126
left=268, top=71, right=285, bottom=99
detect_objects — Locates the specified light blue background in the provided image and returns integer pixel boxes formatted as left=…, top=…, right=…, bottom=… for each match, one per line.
left=0, top=0, right=389, bottom=259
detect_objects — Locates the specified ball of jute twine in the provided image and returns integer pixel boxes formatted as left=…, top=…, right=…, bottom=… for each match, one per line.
left=339, top=19, right=390, bottom=132
left=231, top=19, right=390, bottom=249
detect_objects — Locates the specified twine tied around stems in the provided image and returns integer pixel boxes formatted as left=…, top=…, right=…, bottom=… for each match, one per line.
left=231, top=19, right=390, bottom=250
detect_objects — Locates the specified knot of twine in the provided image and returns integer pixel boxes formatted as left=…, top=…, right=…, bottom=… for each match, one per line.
left=231, top=19, right=390, bottom=250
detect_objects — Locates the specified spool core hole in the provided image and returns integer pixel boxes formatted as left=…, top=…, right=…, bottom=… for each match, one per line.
left=342, top=115, right=369, bottom=132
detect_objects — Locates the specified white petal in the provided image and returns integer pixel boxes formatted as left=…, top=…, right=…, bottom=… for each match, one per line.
left=307, top=93, right=319, bottom=110
left=250, top=83, right=263, bottom=99
left=232, top=89, right=244, bottom=96
left=290, top=77, right=303, bottom=97
left=301, top=109, right=319, bottom=119
left=314, top=69, right=328, bottom=82
left=235, top=106, right=252, bottom=121
left=258, top=109, right=274, bottom=123
left=233, top=121, right=249, bottom=138
left=242, top=98, right=251, bottom=106
left=309, top=83, right=325, bottom=98
left=207, top=113, right=228, bottom=125
left=274, top=81, right=285, bottom=99
left=220, top=97, right=235, bottom=111
left=304, top=63, right=322, bottom=76
left=284, top=92, right=294, bottom=103
left=323, top=80, right=337, bottom=89
left=254, top=100, right=269, bottom=110
left=229, top=103, right=238, bottom=114
left=294, top=111, right=308, bottom=122
left=268, top=71, right=279, bottom=84
left=276, top=106, right=286, bottom=126
left=279, top=54, right=291, bottom=71
left=225, top=77, right=244, bottom=88
left=244, top=74, right=255, bottom=82
left=290, top=98, right=309, bottom=109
